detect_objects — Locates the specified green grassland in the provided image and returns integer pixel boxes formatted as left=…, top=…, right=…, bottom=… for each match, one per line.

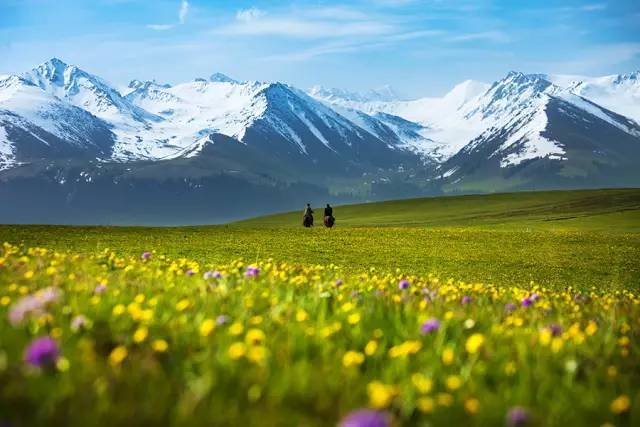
left=1, top=188, right=639, bottom=290
left=1, top=188, right=639, bottom=426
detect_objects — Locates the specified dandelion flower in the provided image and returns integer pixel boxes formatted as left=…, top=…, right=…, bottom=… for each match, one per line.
left=108, top=346, right=128, bottom=366
left=610, top=395, right=630, bottom=414
left=200, top=319, right=215, bottom=337
left=465, top=333, right=485, bottom=354
left=152, top=339, right=168, bottom=353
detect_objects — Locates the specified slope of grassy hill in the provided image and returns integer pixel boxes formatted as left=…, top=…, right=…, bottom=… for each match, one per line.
left=0, top=188, right=638, bottom=289
left=237, top=188, right=640, bottom=231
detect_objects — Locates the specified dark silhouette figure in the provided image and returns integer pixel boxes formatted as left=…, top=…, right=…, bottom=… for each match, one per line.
left=303, top=203, right=314, bottom=227
left=324, top=203, right=335, bottom=228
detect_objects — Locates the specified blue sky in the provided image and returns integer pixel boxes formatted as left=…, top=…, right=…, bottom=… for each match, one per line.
left=1, top=0, right=639, bottom=97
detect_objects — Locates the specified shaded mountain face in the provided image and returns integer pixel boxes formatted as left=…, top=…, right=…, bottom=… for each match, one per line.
left=0, top=58, right=639, bottom=224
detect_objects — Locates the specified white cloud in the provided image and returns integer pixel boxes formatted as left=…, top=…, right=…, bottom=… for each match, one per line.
left=179, top=0, right=190, bottom=24
left=449, top=31, right=510, bottom=43
left=146, top=24, right=175, bottom=31
left=236, top=7, right=266, bottom=23
left=146, top=0, right=189, bottom=31
left=219, top=7, right=394, bottom=38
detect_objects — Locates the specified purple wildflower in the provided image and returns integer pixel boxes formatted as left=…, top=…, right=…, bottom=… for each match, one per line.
left=530, top=293, right=540, bottom=302
left=244, top=266, right=260, bottom=278
left=506, top=407, right=530, bottom=427
left=420, top=318, right=441, bottom=334
left=335, top=279, right=343, bottom=287
left=8, top=287, right=61, bottom=326
left=339, top=409, right=390, bottom=427
left=461, top=295, right=472, bottom=305
left=203, top=271, right=214, bottom=280
left=185, top=269, right=195, bottom=277
left=213, top=271, right=222, bottom=279
left=504, top=302, right=517, bottom=313
left=71, top=315, right=88, bottom=331
left=216, top=315, right=230, bottom=326
left=521, top=297, right=533, bottom=307
left=24, top=336, right=60, bottom=367
left=94, top=284, right=107, bottom=294
left=546, top=323, right=563, bottom=337
left=398, top=280, right=410, bottom=290
left=141, top=251, right=151, bottom=261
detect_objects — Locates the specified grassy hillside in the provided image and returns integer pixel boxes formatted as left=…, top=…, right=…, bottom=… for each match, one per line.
left=237, top=188, right=640, bottom=231
left=0, top=189, right=639, bottom=289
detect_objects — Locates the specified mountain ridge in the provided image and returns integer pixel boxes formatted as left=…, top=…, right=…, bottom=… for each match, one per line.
left=1, top=58, right=639, bottom=223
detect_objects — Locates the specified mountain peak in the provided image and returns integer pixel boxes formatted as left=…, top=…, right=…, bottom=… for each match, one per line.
left=210, top=72, right=237, bottom=83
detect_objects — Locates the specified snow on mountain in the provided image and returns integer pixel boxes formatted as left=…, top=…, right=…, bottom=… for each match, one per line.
left=22, top=58, right=157, bottom=124
left=309, top=84, right=401, bottom=104
left=563, top=72, right=640, bottom=123
left=2, top=58, right=639, bottom=186
left=309, top=79, right=491, bottom=160
left=209, top=73, right=238, bottom=84
left=122, top=76, right=426, bottom=167
left=0, top=74, right=115, bottom=169
left=439, top=71, right=640, bottom=184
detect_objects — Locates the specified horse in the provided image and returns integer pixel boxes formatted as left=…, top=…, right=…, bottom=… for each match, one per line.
left=324, top=215, right=335, bottom=228
left=303, top=214, right=314, bottom=228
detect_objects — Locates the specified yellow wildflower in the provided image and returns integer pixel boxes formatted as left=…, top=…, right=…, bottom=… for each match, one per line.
left=228, top=342, right=247, bottom=360
left=437, top=393, right=453, bottom=407
left=416, top=397, right=435, bottom=413
left=465, top=333, right=485, bottom=354
left=133, top=327, right=148, bottom=343
left=296, top=310, right=308, bottom=322
left=200, top=319, right=215, bottom=337
left=442, top=347, right=455, bottom=365
left=610, top=395, right=630, bottom=414
left=445, top=375, right=462, bottom=391
left=347, top=313, right=361, bottom=325
left=152, top=339, right=169, bottom=353
left=109, top=346, right=128, bottom=366
left=365, top=340, right=378, bottom=356
left=175, top=299, right=190, bottom=311
left=229, top=322, right=244, bottom=336
left=464, top=398, right=480, bottom=414
left=411, top=373, right=433, bottom=394
left=342, top=351, right=365, bottom=368
left=367, top=381, right=396, bottom=409
left=245, top=328, right=266, bottom=346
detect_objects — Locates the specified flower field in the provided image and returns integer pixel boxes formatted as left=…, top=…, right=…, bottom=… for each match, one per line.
left=0, top=242, right=638, bottom=426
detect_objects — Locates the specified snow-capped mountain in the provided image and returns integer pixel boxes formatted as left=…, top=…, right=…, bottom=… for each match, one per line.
left=309, top=84, right=401, bottom=104
left=1, top=59, right=428, bottom=173
left=22, top=58, right=157, bottom=124
left=0, top=74, right=114, bottom=169
left=438, top=72, right=640, bottom=188
left=1, top=58, right=639, bottom=224
left=310, top=79, right=492, bottom=160
left=561, top=72, right=640, bottom=123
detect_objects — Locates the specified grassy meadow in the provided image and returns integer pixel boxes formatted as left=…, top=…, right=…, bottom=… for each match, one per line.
left=0, top=188, right=639, bottom=426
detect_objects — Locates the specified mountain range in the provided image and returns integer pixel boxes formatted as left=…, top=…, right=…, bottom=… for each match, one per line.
left=1, top=58, right=639, bottom=224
